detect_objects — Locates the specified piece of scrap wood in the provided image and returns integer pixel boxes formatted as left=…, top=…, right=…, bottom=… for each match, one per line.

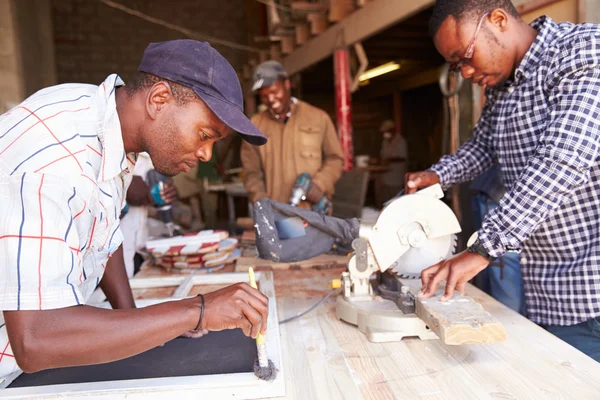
left=416, top=291, right=507, bottom=345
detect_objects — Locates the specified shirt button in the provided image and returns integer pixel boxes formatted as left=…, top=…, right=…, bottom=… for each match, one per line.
left=508, top=87, right=515, bottom=94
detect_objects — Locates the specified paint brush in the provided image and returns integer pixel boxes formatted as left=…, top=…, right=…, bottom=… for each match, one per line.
left=248, top=267, right=277, bottom=381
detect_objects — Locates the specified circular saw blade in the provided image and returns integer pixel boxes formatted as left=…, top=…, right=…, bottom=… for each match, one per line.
left=391, top=234, right=457, bottom=278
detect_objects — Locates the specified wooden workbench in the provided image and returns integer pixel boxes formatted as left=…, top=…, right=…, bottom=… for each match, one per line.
left=135, top=263, right=600, bottom=400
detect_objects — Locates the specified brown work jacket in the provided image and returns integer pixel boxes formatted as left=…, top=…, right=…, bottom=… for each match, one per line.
left=241, top=100, right=344, bottom=204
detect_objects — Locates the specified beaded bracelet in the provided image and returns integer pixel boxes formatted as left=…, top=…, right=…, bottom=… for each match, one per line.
left=194, top=293, right=205, bottom=331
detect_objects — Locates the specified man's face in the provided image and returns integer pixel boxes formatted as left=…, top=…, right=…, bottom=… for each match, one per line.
left=144, top=91, right=229, bottom=177
left=434, top=13, right=514, bottom=87
left=258, top=79, right=291, bottom=116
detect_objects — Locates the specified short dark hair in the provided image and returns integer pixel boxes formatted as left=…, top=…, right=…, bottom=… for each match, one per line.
left=125, top=72, right=198, bottom=105
left=428, top=0, right=520, bottom=37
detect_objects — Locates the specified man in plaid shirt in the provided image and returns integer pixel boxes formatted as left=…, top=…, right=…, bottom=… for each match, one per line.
left=0, top=40, right=270, bottom=383
left=408, top=0, right=600, bottom=361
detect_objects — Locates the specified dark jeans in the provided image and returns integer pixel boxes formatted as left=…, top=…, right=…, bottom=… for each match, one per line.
left=542, top=317, right=600, bottom=362
left=472, top=193, right=526, bottom=315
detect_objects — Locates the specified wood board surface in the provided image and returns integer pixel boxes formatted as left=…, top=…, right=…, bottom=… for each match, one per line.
left=127, top=265, right=600, bottom=399
left=268, top=268, right=600, bottom=399
left=235, top=252, right=350, bottom=271
left=51, top=263, right=600, bottom=400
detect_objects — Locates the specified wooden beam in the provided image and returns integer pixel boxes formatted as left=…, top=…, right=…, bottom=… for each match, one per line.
left=329, top=0, right=356, bottom=22
left=515, top=0, right=562, bottom=14
left=416, top=292, right=507, bottom=345
left=295, top=22, right=311, bottom=45
left=270, top=43, right=282, bottom=61
left=283, top=0, right=434, bottom=75
left=358, top=65, right=442, bottom=100
left=307, top=12, right=329, bottom=34
left=280, top=35, right=296, bottom=54
left=291, top=1, right=328, bottom=13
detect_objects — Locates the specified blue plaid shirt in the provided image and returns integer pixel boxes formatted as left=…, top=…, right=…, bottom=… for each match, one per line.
left=430, top=16, right=600, bottom=326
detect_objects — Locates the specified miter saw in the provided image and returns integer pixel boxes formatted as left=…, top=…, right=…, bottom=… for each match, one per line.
left=335, top=184, right=462, bottom=342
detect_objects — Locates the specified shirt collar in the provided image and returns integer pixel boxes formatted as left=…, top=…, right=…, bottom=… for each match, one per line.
left=95, top=74, right=135, bottom=181
left=269, top=96, right=298, bottom=121
left=513, top=16, right=558, bottom=85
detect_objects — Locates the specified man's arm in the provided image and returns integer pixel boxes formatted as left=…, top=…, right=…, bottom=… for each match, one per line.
left=99, top=245, right=136, bottom=309
left=311, top=114, right=344, bottom=196
left=421, top=51, right=600, bottom=299
left=4, top=282, right=268, bottom=373
left=241, top=116, right=268, bottom=203
left=476, top=65, right=600, bottom=259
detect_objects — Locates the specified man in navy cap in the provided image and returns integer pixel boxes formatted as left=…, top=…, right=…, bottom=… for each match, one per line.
left=241, top=60, right=344, bottom=210
left=0, top=40, right=269, bottom=380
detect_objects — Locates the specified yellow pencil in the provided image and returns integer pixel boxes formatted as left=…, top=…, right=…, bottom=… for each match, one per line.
left=247, top=267, right=268, bottom=368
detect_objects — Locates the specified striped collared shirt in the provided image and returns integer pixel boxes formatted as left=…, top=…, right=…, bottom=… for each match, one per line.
left=0, top=74, right=135, bottom=382
left=430, top=17, right=600, bottom=326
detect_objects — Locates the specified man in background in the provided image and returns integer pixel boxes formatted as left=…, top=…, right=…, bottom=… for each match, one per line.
left=241, top=61, right=344, bottom=209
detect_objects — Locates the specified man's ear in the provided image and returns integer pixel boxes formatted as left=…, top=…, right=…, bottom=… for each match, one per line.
left=146, top=81, right=173, bottom=120
left=489, top=8, right=509, bottom=33
left=284, top=79, right=292, bottom=92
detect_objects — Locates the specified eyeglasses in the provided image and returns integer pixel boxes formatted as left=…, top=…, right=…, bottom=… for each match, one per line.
left=449, top=11, right=491, bottom=72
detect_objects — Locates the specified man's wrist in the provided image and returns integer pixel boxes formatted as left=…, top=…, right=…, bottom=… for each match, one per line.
left=466, top=232, right=496, bottom=262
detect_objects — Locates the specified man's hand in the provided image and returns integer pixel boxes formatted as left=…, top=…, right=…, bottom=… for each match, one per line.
left=160, top=182, right=178, bottom=204
left=418, top=250, right=490, bottom=301
left=200, top=283, right=269, bottom=339
left=127, top=176, right=153, bottom=206
left=404, top=171, right=440, bottom=194
left=306, top=183, right=325, bottom=204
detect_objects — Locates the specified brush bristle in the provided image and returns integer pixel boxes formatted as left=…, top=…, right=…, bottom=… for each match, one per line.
left=253, top=359, right=277, bottom=381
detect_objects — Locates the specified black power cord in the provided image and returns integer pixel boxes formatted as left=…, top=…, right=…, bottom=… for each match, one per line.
left=278, top=289, right=338, bottom=324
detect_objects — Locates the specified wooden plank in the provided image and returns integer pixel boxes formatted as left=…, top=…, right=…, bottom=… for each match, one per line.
left=283, top=0, right=434, bottom=75
left=86, top=265, right=600, bottom=399
left=290, top=1, right=328, bottom=13
left=416, top=293, right=507, bottom=345
left=328, top=0, right=356, bottom=22
left=235, top=253, right=350, bottom=271
left=270, top=268, right=600, bottom=399
left=280, top=36, right=295, bottom=54
left=307, top=12, right=329, bottom=35
left=294, top=22, right=311, bottom=45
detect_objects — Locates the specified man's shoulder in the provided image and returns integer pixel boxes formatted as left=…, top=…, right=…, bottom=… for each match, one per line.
left=24, top=82, right=98, bottom=106
left=296, top=100, right=328, bottom=118
left=250, top=110, right=269, bottom=126
left=545, top=22, right=600, bottom=68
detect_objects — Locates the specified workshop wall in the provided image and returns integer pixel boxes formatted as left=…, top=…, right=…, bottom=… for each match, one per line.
left=51, top=0, right=259, bottom=85
left=301, top=92, right=393, bottom=160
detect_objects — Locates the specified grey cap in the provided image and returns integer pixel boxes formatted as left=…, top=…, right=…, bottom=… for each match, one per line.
left=252, top=60, right=288, bottom=92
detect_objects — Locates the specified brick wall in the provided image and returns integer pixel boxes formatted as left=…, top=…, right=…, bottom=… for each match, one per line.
left=51, top=0, right=255, bottom=85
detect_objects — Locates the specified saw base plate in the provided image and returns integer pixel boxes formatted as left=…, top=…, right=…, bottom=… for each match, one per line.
left=336, top=295, right=438, bottom=342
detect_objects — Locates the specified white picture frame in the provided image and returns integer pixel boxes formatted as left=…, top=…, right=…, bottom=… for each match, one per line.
left=2, top=272, right=285, bottom=400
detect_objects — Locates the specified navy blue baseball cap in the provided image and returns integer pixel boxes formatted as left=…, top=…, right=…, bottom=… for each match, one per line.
left=138, top=40, right=267, bottom=146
